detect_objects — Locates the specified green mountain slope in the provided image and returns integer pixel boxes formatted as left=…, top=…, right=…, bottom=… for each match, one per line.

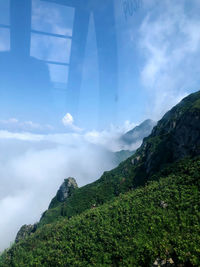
left=1, top=91, right=200, bottom=266
left=1, top=157, right=200, bottom=266
left=39, top=91, right=200, bottom=226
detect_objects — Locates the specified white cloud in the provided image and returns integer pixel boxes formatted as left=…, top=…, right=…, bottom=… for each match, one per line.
left=139, top=0, right=200, bottom=119
left=0, top=116, right=150, bottom=251
left=62, top=113, right=83, bottom=132
left=62, top=113, right=73, bottom=125
left=84, top=120, right=137, bottom=152
left=0, top=118, right=53, bottom=133
left=0, top=131, right=43, bottom=141
left=0, top=118, right=19, bottom=124
left=0, top=130, right=117, bottom=251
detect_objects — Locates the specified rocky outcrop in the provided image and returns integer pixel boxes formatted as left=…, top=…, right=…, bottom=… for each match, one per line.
left=48, top=177, right=78, bottom=209
left=15, top=224, right=37, bottom=243
left=152, top=257, right=175, bottom=266
left=56, top=177, right=78, bottom=202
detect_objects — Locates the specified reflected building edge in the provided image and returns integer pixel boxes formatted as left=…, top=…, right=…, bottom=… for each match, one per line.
left=0, top=0, right=119, bottom=128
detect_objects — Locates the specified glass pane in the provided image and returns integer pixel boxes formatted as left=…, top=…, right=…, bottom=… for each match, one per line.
left=30, top=33, right=71, bottom=63
left=0, top=28, right=10, bottom=51
left=48, top=63, right=69, bottom=84
left=0, top=0, right=10, bottom=25
left=32, top=0, right=74, bottom=36
left=0, top=0, right=200, bottom=255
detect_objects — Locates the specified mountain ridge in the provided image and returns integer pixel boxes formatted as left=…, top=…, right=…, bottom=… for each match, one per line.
left=120, top=119, right=156, bottom=146
left=38, top=91, right=200, bottom=226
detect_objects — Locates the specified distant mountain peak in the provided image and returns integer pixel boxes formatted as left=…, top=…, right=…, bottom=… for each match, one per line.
left=121, top=119, right=156, bottom=145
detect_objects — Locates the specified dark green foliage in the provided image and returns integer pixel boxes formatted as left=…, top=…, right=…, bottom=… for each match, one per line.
left=1, top=158, right=200, bottom=266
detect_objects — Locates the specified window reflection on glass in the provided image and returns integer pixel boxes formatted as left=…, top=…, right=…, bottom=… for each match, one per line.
left=32, top=0, right=74, bottom=36
left=48, top=64, right=69, bottom=85
left=30, top=33, right=71, bottom=63
left=0, top=28, right=10, bottom=51
left=0, top=0, right=198, bottom=130
left=0, top=0, right=10, bottom=26
left=0, top=0, right=10, bottom=51
left=31, top=0, right=73, bottom=94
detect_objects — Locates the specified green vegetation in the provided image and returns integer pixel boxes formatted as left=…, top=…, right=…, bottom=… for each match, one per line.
left=1, top=91, right=200, bottom=266
left=1, top=157, right=200, bottom=266
left=165, top=90, right=200, bottom=117
left=192, top=98, right=200, bottom=110
left=39, top=159, right=137, bottom=226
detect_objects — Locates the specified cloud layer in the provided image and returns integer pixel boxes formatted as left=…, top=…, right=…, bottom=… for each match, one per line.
left=0, top=118, right=53, bottom=133
left=0, top=116, right=140, bottom=252
left=139, top=0, right=200, bottom=119
left=0, top=130, right=120, bottom=251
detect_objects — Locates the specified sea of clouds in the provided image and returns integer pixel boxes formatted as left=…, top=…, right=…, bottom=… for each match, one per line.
left=0, top=121, right=138, bottom=251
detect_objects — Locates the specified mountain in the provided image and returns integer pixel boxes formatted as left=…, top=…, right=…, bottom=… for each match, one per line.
left=112, top=149, right=135, bottom=164
left=38, top=91, right=200, bottom=225
left=1, top=91, right=200, bottom=266
left=1, top=157, right=200, bottom=266
left=111, top=119, right=156, bottom=166
left=109, top=149, right=135, bottom=166
left=120, top=119, right=156, bottom=146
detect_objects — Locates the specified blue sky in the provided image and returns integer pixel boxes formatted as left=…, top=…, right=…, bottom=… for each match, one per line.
left=0, top=0, right=200, bottom=132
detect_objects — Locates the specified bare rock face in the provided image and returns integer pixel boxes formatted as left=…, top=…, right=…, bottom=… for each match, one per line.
left=56, top=177, right=78, bottom=202
left=15, top=224, right=37, bottom=243
left=48, top=177, right=78, bottom=210
left=152, top=257, right=175, bottom=266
